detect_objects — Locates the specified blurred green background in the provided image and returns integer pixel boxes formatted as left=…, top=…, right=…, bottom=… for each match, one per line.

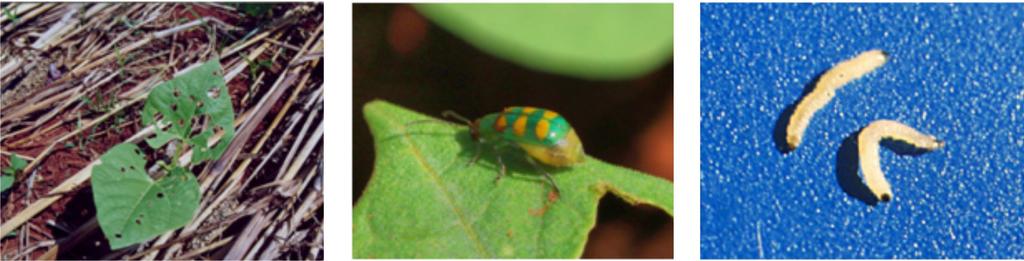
left=353, top=4, right=673, bottom=258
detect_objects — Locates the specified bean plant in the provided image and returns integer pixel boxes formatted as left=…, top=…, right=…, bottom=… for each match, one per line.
left=91, top=59, right=234, bottom=249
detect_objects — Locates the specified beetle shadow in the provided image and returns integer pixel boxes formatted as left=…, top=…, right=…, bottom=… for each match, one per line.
left=387, top=127, right=568, bottom=189
left=449, top=130, right=571, bottom=189
left=773, top=70, right=826, bottom=154
left=835, top=129, right=941, bottom=206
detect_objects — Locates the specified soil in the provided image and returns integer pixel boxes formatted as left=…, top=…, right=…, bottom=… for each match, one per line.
left=1, top=100, right=141, bottom=259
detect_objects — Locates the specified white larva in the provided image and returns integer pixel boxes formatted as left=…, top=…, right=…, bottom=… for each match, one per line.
left=857, top=120, right=944, bottom=202
left=786, top=50, right=889, bottom=150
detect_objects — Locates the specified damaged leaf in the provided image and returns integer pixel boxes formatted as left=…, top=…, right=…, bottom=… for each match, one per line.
left=353, top=100, right=672, bottom=258
left=91, top=144, right=200, bottom=249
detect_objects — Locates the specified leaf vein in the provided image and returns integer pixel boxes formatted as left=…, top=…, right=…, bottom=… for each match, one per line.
left=396, top=122, right=492, bottom=257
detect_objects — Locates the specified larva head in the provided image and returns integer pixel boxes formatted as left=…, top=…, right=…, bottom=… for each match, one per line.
left=868, top=179, right=894, bottom=203
left=928, top=137, right=945, bottom=149
left=785, top=133, right=802, bottom=150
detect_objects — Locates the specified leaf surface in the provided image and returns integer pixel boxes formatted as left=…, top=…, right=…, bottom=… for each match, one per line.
left=92, top=143, right=200, bottom=249
left=9, top=154, right=26, bottom=172
left=141, top=59, right=235, bottom=163
left=0, top=175, right=11, bottom=192
left=3, top=154, right=27, bottom=175
left=2, top=154, right=26, bottom=192
left=414, top=4, right=673, bottom=80
left=353, top=100, right=673, bottom=258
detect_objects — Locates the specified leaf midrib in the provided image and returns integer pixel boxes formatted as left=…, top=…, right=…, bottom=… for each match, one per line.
left=391, top=116, right=492, bottom=257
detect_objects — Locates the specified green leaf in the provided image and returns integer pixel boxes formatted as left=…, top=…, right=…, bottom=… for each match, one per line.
left=237, top=3, right=275, bottom=17
left=0, top=174, right=12, bottom=192
left=9, top=154, right=27, bottom=172
left=414, top=4, right=673, bottom=81
left=92, top=143, right=200, bottom=249
left=3, top=7, right=19, bottom=24
left=353, top=100, right=672, bottom=258
left=3, top=154, right=26, bottom=176
left=141, top=59, right=235, bottom=163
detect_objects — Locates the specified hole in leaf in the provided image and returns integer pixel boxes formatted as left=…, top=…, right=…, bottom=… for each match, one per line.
left=135, top=219, right=142, bottom=225
left=120, top=167, right=125, bottom=172
left=178, top=119, right=185, bottom=125
left=157, top=192, right=164, bottom=198
left=115, top=234, right=122, bottom=239
left=171, top=103, right=178, bottom=112
left=129, top=166, right=136, bottom=171
left=173, top=89, right=181, bottom=97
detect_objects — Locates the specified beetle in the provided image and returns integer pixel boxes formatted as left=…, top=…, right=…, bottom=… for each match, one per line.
left=410, top=106, right=585, bottom=195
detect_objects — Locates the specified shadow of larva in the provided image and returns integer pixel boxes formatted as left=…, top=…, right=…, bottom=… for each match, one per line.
left=855, top=120, right=944, bottom=202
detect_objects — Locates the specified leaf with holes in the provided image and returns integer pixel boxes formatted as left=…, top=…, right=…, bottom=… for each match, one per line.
left=141, top=59, right=235, bottom=163
left=92, top=143, right=200, bottom=249
left=353, top=100, right=673, bottom=258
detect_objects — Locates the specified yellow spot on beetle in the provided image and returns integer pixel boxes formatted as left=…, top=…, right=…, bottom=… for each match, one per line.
left=513, top=115, right=528, bottom=137
left=543, top=110, right=558, bottom=120
left=521, top=107, right=537, bottom=114
left=494, top=114, right=508, bottom=132
left=535, top=119, right=551, bottom=140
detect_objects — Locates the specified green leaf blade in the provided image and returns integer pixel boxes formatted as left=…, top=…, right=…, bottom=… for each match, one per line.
left=0, top=175, right=12, bottom=192
left=92, top=144, right=200, bottom=249
left=354, top=100, right=672, bottom=258
left=9, top=154, right=27, bottom=171
left=141, top=59, right=234, bottom=162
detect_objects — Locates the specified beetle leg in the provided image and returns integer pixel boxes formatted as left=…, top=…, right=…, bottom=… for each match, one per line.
left=466, top=142, right=482, bottom=167
left=494, top=154, right=506, bottom=184
left=527, top=157, right=561, bottom=195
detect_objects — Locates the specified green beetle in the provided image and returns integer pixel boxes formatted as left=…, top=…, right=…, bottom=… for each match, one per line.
left=415, top=106, right=585, bottom=194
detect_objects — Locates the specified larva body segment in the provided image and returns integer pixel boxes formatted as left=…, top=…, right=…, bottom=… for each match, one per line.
left=857, top=120, right=944, bottom=202
left=786, top=50, right=889, bottom=150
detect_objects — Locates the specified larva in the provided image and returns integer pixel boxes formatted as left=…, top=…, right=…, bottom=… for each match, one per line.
left=786, top=50, right=889, bottom=150
left=857, top=120, right=944, bottom=202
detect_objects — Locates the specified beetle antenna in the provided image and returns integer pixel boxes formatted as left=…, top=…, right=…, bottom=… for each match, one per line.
left=441, top=110, right=473, bottom=125
left=403, top=110, right=472, bottom=128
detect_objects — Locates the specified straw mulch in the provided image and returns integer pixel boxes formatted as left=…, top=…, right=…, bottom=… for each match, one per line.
left=1, top=3, right=323, bottom=259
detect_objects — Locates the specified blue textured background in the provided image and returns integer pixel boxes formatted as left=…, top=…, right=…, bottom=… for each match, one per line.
left=701, top=3, right=1024, bottom=259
